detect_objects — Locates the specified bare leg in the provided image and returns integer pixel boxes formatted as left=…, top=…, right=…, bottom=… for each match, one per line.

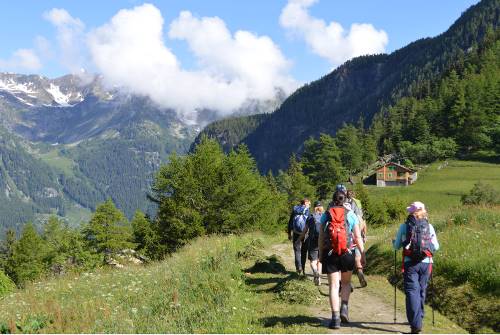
left=340, top=271, right=353, bottom=302
left=327, top=271, right=341, bottom=312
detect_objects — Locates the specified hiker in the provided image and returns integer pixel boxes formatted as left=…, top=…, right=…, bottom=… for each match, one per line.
left=346, top=189, right=367, bottom=287
left=319, top=191, right=365, bottom=329
left=393, top=201, right=439, bottom=334
left=288, top=198, right=310, bottom=275
left=299, top=200, right=324, bottom=285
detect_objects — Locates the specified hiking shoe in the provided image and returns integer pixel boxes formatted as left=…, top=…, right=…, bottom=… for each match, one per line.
left=411, top=327, right=421, bottom=334
left=340, top=302, right=349, bottom=323
left=357, top=271, right=367, bottom=288
left=313, top=272, right=320, bottom=286
left=329, top=316, right=341, bottom=329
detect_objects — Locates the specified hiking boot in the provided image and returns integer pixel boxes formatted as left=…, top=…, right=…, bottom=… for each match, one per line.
left=313, top=271, right=320, bottom=286
left=411, top=326, right=421, bottom=334
left=357, top=270, right=367, bottom=288
left=329, top=314, right=341, bottom=329
left=340, top=302, right=349, bottom=323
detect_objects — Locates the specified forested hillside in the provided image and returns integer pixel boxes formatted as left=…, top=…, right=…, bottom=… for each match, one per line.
left=198, top=0, right=499, bottom=172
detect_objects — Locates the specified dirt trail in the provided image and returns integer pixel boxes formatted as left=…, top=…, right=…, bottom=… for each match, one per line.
left=266, top=243, right=410, bottom=334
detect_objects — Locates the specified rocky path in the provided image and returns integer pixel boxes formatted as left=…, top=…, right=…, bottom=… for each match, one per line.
left=266, top=243, right=411, bottom=334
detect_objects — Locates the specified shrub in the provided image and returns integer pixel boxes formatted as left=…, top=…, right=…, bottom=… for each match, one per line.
left=461, top=181, right=500, bottom=206
left=0, top=270, right=15, bottom=297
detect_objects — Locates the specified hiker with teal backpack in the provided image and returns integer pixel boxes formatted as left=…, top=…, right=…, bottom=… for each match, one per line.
left=288, top=198, right=310, bottom=275
left=346, top=189, right=368, bottom=288
left=299, top=200, right=324, bottom=285
left=393, top=201, right=439, bottom=334
left=319, top=191, right=365, bottom=329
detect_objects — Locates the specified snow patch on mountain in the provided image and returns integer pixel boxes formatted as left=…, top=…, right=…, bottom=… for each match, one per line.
left=46, top=84, right=72, bottom=106
left=0, top=78, right=37, bottom=94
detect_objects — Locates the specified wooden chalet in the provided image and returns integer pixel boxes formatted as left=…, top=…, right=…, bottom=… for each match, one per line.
left=376, top=162, right=417, bottom=187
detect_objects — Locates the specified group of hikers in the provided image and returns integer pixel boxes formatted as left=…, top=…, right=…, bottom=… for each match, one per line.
left=287, top=184, right=439, bottom=334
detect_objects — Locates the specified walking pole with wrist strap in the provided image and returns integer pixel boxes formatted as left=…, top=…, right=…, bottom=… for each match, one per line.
left=431, top=263, right=435, bottom=327
left=393, top=248, right=397, bottom=324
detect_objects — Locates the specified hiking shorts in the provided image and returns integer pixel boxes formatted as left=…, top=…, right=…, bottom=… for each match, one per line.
left=308, top=248, right=319, bottom=261
left=321, top=250, right=355, bottom=274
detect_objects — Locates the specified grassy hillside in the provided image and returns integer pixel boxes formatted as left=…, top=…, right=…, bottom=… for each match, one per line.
left=367, top=160, right=500, bottom=215
left=365, top=160, right=500, bottom=333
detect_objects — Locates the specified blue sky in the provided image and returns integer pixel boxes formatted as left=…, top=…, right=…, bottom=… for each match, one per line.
left=0, top=0, right=479, bottom=83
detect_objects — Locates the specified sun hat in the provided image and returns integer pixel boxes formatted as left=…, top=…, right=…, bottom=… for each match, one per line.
left=406, top=201, right=426, bottom=213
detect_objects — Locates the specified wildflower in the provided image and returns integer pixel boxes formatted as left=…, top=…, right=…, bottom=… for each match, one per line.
left=131, top=308, right=138, bottom=314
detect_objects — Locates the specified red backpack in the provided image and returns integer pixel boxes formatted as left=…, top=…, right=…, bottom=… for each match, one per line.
left=326, top=207, right=349, bottom=256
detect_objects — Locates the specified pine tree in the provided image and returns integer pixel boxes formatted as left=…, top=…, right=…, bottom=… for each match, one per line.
left=277, top=154, right=316, bottom=207
left=83, top=199, right=135, bottom=256
left=7, top=223, right=47, bottom=285
left=131, top=210, right=159, bottom=259
left=335, top=124, right=363, bottom=175
left=302, top=134, right=346, bottom=200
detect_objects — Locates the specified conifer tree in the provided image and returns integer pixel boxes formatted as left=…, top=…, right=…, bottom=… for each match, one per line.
left=7, top=223, right=47, bottom=285
left=83, top=199, right=134, bottom=255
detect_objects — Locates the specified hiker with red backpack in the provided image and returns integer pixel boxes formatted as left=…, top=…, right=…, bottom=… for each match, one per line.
left=393, top=201, right=439, bottom=334
left=299, top=200, right=324, bottom=285
left=288, top=198, right=311, bottom=275
left=319, top=191, right=365, bottom=329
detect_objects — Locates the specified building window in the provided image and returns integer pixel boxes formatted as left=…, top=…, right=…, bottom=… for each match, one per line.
left=378, top=173, right=383, bottom=178
left=388, top=173, right=392, bottom=178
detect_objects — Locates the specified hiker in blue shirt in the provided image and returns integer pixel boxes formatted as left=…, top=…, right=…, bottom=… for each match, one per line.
left=319, top=191, right=365, bottom=329
left=393, top=201, right=439, bottom=334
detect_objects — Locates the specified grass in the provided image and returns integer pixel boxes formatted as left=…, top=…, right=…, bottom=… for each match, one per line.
left=36, top=149, right=76, bottom=177
left=365, top=160, right=500, bottom=333
left=367, top=160, right=500, bottom=218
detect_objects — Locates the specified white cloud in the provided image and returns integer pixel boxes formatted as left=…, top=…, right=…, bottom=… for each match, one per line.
left=169, top=11, right=296, bottom=102
left=280, top=0, right=388, bottom=67
left=86, top=4, right=296, bottom=117
left=43, top=8, right=87, bottom=73
left=0, top=48, right=42, bottom=71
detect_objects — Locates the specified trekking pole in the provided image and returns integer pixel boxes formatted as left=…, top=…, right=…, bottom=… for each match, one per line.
left=431, top=267, right=435, bottom=327
left=393, top=249, right=397, bottom=324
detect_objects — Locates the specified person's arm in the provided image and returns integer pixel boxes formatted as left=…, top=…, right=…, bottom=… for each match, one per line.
left=287, top=210, right=294, bottom=240
left=353, top=223, right=366, bottom=267
left=393, top=224, right=405, bottom=250
left=429, top=224, right=439, bottom=252
left=318, top=212, right=328, bottom=261
left=318, top=225, right=324, bottom=261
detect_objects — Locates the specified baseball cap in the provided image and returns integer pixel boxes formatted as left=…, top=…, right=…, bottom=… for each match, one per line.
left=335, top=184, right=347, bottom=193
left=406, top=201, right=426, bottom=213
left=313, top=200, right=322, bottom=207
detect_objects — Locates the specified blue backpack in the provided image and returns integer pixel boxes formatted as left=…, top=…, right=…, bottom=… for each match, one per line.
left=292, top=205, right=308, bottom=233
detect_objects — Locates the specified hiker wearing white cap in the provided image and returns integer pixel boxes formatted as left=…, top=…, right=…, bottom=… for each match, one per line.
left=393, top=201, right=439, bottom=334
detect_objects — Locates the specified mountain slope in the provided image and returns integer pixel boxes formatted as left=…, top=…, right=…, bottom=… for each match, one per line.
left=202, top=0, right=499, bottom=172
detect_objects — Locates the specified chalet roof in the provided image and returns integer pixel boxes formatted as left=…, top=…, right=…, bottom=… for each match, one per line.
left=379, top=162, right=415, bottom=172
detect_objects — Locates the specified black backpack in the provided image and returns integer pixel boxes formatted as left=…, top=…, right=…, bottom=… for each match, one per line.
left=309, top=213, right=322, bottom=239
left=403, top=215, right=433, bottom=261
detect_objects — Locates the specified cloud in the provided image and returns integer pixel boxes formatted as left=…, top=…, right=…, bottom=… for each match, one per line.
left=280, top=0, right=388, bottom=67
left=0, top=48, right=42, bottom=72
left=43, top=8, right=87, bottom=73
left=86, top=4, right=296, bottom=117
left=169, top=11, right=296, bottom=102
